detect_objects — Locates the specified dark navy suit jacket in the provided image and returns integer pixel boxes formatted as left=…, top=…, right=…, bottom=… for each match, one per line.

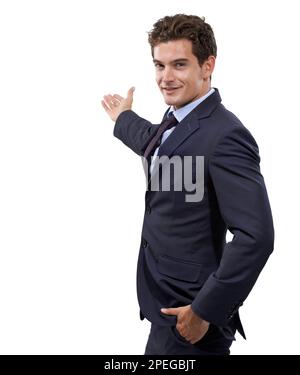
left=113, top=88, right=274, bottom=339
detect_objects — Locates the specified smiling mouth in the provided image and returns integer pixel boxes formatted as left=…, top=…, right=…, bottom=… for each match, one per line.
left=163, top=87, right=181, bottom=93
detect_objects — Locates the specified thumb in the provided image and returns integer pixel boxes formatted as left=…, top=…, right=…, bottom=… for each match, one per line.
left=127, top=86, right=135, bottom=100
left=161, top=307, right=179, bottom=316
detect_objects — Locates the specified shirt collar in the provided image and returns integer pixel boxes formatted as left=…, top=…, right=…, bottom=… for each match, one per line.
left=168, top=87, right=215, bottom=122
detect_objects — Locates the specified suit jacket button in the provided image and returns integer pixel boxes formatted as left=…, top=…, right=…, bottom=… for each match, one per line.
left=146, top=205, right=151, bottom=214
left=142, top=239, right=148, bottom=248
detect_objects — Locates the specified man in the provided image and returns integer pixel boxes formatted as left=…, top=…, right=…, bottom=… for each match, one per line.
left=101, top=14, right=274, bottom=355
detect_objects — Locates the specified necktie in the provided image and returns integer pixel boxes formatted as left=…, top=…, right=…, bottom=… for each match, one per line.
left=143, top=113, right=178, bottom=159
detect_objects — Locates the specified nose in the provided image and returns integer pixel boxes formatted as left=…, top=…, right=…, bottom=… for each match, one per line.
left=162, top=66, right=175, bottom=82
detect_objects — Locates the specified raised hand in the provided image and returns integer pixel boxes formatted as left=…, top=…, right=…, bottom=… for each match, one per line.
left=101, top=86, right=135, bottom=122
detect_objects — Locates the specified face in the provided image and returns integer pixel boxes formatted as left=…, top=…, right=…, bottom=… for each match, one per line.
left=153, top=39, right=215, bottom=109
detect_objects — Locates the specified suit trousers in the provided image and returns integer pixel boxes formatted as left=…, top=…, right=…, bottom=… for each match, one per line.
left=144, top=323, right=234, bottom=355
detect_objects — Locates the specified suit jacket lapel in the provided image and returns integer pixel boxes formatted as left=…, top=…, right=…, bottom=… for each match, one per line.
left=147, top=88, right=222, bottom=187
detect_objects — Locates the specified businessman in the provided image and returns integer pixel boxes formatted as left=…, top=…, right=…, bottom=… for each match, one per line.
left=101, top=14, right=274, bottom=355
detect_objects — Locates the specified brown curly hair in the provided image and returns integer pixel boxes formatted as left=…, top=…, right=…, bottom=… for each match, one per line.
left=147, top=14, right=217, bottom=66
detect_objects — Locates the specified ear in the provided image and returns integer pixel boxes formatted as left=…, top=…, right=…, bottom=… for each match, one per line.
left=202, top=55, right=216, bottom=80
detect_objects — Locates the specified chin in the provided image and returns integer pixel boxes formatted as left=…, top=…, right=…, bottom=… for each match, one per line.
left=165, top=100, right=184, bottom=110
left=163, top=97, right=178, bottom=106
left=163, top=95, right=186, bottom=108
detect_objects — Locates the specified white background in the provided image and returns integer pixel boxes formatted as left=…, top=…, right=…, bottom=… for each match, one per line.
left=0, top=0, right=299, bottom=354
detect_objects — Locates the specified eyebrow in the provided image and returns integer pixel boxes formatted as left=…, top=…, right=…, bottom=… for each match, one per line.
left=153, top=58, right=189, bottom=64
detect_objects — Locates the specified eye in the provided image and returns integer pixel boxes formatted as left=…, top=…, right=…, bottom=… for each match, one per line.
left=154, top=63, right=164, bottom=69
left=175, top=63, right=185, bottom=67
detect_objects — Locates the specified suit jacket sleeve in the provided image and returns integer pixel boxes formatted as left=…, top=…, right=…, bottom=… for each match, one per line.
left=113, top=110, right=159, bottom=156
left=191, top=125, right=274, bottom=327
